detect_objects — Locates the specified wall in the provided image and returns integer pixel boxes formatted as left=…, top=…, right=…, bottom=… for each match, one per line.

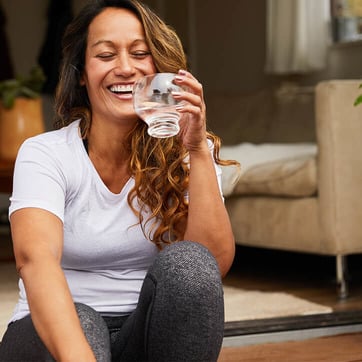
left=184, top=0, right=362, bottom=144
left=0, top=0, right=88, bottom=209
left=2, top=1, right=362, bottom=107
left=1, top=0, right=89, bottom=132
left=194, top=0, right=268, bottom=93
left=1, top=0, right=362, bottom=207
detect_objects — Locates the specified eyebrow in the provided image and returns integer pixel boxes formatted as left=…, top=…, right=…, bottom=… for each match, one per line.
left=91, top=38, right=147, bottom=48
left=91, top=40, right=114, bottom=48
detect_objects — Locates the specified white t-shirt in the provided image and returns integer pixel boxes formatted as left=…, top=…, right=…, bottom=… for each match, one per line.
left=9, top=120, right=223, bottom=322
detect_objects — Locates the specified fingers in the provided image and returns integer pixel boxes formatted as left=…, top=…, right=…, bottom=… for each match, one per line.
left=173, top=70, right=205, bottom=111
left=173, top=70, right=203, bottom=98
left=172, top=91, right=202, bottom=110
left=176, top=102, right=203, bottom=122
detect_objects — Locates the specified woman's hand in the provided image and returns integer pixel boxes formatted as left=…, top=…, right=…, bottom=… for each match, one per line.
left=173, top=70, right=208, bottom=152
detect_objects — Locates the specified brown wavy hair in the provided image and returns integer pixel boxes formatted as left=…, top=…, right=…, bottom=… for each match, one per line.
left=54, top=0, right=238, bottom=249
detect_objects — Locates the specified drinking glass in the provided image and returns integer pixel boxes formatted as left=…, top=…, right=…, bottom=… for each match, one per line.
left=133, top=73, right=187, bottom=138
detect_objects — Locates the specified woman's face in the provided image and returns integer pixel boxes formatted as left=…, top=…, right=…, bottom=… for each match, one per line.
left=81, top=7, right=156, bottom=125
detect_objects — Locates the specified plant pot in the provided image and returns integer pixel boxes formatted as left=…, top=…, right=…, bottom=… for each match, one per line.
left=0, top=97, right=45, bottom=161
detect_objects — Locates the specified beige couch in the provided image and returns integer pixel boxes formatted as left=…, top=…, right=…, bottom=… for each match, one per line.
left=218, top=80, right=362, bottom=299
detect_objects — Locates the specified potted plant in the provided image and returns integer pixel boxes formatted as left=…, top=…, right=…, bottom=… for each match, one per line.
left=0, top=66, right=46, bottom=161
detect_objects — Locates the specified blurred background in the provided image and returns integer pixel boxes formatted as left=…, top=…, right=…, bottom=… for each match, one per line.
left=0, top=0, right=361, bottom=209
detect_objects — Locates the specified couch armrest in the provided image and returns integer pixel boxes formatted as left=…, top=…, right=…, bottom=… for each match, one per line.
left=316, top=80, right=362, bottom=254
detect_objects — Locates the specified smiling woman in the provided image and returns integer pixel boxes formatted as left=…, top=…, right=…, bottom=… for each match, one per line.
left=80, top=8, right=156, bottom=125
left=0, top=1, right=238, bottom=361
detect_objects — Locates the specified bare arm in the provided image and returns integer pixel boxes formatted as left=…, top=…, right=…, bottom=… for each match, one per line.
left=11, top=208, right=96, bottom=362
left=174, top=70, right=235, bottom=276
left=184, top=143, right=235, bottom=277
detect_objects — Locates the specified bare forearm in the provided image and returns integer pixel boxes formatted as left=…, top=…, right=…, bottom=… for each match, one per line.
left=184, top=143, right=235, bottom=276
left=20, top=259, right=96, bottom=362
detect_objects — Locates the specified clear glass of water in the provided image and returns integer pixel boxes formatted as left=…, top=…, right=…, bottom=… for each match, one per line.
left=132, top=73, right=187, bottom=138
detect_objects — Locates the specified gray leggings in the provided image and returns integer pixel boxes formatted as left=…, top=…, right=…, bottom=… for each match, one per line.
left=0, top=241, right=224, bottom=361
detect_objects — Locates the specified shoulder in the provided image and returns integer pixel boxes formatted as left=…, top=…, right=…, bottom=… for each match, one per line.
left=17, top=120, right=82, bottom=162
left=21, top=120, right=80, bottom=150
left=14, top=120, right=86, bottom=191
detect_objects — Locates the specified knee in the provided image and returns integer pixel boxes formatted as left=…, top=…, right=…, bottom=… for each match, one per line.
left=75, top=303, right=111, bottom=362
left=75, top=303, right=106, bottom=329
left=150, top=241, right=223, bottom=298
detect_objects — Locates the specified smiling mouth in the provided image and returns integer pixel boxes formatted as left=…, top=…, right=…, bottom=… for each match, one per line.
left=109, top=84, right=133, bottom=95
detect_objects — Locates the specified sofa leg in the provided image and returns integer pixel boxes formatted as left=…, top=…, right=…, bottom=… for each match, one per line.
left=336, top=255, right=348, bottom=299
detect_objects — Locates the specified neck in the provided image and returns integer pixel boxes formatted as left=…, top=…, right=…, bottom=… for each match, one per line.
left=86, top=124, right=132, bottom=166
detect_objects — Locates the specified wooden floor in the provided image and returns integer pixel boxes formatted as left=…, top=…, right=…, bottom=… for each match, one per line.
left=218, top=332, right=362, bottom=361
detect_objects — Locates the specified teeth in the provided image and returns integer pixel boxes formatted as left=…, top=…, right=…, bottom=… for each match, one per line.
left=110, top=84, right=133, bottom=92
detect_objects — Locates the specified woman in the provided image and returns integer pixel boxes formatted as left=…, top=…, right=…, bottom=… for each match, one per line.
left=0, top=0, right=236, bottom=361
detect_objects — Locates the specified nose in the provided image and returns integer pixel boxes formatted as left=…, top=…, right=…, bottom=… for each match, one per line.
left=113, top=52, right=135, bottom=77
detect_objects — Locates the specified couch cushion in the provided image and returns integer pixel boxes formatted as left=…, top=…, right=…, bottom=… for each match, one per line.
left=220, top=143, right=317, bottom=197
left=234, top=155, right=317, bottom=196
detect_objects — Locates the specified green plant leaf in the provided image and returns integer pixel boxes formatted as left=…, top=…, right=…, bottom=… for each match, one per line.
left=19, top=86, right=39, bottom=99
left=2, top=88, right=19, bottom=108
left=23, top=66, right=46, bottom=94
left=354, top=94, right=362, bottom=106
left=0, top=65, right=46, bottom=109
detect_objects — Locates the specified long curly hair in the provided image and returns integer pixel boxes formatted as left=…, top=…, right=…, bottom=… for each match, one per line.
left=54, top=0, right=237, bottom=248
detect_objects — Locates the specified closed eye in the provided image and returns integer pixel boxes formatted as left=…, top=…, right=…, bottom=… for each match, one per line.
left=132, top=51, right=151, bottom=59
left=96, top=53, right=115, bottom=59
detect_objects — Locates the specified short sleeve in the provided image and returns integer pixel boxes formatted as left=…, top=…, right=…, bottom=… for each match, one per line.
left=208, top=139, right=224, bottom=199
left=9, top=138, right=66, bottom=222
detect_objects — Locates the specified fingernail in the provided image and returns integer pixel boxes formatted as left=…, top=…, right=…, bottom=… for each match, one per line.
left=178, top=69, right=187, bottom=75
left=172, top=91, right=182, bottom=97
left=174, top=75, right=183, bottom=82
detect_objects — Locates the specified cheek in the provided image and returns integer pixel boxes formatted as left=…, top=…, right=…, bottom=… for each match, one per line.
left=149, top=59, right=157, bottom=72
left=82, top=62, right=106, bottom=89
left=140, top=58, right=157, bottom=73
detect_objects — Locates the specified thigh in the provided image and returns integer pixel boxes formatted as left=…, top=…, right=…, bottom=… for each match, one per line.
left=0, top=303, right=111, bottom=362
left=109, top=275, right=157, bottom=362
left=0, top=315, right=55, bottom=362
left=75, top=303, right=111, bottom=362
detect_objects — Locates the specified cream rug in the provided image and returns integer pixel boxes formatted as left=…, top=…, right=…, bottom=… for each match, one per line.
left=0, top=263, right=333, bottom=339
left=223, top=285, right=332, bottom=322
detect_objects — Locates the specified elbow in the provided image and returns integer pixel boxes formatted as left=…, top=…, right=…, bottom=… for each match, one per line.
left=15, top=257, right=38, bottom=282
left=218, top=237, right=235, bottom=278
left=14, top=251, right=31, bottom=279
left=201, top=230, right=235, bottom=278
